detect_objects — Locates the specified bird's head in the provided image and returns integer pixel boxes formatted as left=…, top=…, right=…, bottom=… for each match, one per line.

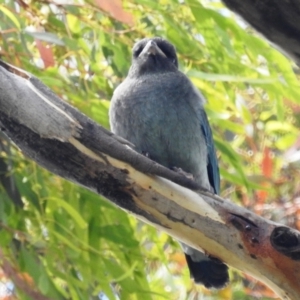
left=128, top=37, right=178, bottom=77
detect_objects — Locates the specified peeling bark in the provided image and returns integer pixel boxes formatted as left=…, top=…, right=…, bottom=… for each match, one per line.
left=1, top=60, right=300, bottom=299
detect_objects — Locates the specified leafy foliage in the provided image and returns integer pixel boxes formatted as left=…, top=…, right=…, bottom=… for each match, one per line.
left=0, top=0, right=300, bottom=299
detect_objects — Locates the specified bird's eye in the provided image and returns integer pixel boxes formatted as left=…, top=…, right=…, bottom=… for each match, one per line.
left=159, top=48, right=171, bottom=59
left=133, top=46, right=143, bottom=58
left=162, top=49, right=177, bottom=66
left=156, top=42, right=177, bottom=66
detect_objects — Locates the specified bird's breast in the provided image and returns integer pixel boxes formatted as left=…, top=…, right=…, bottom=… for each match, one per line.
left=109, top=74, right=208, bottom=180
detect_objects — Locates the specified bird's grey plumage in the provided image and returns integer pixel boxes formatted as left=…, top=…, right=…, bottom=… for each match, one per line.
left=109, top=37, right=229, bottom=288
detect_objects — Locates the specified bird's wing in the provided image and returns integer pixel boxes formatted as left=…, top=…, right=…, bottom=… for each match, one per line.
left=199, top=109, right=220, bottom=194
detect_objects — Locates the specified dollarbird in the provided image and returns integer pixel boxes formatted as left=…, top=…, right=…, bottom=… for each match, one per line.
left=109, top=37, right=229, bottom=289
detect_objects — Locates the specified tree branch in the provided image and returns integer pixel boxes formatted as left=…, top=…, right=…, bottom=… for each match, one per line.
left=1, top=61, right=300, bottom=299
left=222, top=0, right=300, bottom=65
left=0, top=247, right=52, bottom=300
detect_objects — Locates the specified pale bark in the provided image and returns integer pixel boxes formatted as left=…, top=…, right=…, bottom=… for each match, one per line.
left=1, top=61, right=300, bottom=299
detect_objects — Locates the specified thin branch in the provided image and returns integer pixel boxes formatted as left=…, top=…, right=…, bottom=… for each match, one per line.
left=0, top=248, right=52, bottom=300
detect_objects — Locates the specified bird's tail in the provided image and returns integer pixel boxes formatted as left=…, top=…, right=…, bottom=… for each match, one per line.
left=184, top=250, right=229, bottom=289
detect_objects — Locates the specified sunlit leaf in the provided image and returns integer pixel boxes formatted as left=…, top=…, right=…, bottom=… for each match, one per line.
left=0, top=5, right=20, bottom=29
left=24, top=31, right=65, bottom=46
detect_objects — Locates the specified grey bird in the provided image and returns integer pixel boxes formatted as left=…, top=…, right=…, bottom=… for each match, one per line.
left=109, top=37, right=229, bottom=289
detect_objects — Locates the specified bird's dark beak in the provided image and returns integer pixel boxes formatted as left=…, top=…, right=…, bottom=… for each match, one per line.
left=139, top=40, right=166, bottom=58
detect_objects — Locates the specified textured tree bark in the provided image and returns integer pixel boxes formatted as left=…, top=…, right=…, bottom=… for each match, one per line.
left=222, top=0, right=300, bottom=65
left=1, top=61, right=300, bottom=299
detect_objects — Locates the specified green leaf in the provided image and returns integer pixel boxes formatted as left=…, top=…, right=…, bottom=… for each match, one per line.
left=47, top=197, right=87, bottom=229
left=24, top=31, right=65, bottom=45
left=188, top=70, right=278, bottom=84
left=215, top=138, right=249, bottom=189
left=0, top=5, right=21, bottom=29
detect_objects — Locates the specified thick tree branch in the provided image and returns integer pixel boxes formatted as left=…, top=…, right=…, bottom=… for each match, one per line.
left=222, top=0, right=300, bottom=65
left=1, top=61, right=300, bottom=299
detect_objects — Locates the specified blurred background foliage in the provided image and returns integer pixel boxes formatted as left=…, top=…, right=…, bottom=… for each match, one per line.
left=0, top=0, right=300, bottom=299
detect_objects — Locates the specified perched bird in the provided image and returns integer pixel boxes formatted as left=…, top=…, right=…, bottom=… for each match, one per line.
left=109, top=37, right=229, bottom=289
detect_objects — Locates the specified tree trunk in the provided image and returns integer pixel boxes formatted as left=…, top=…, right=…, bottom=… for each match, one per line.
left=222, top=0, right=300, bottom=65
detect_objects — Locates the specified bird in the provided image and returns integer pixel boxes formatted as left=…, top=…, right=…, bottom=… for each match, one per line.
left=109, top=37, right=229, bottom=289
